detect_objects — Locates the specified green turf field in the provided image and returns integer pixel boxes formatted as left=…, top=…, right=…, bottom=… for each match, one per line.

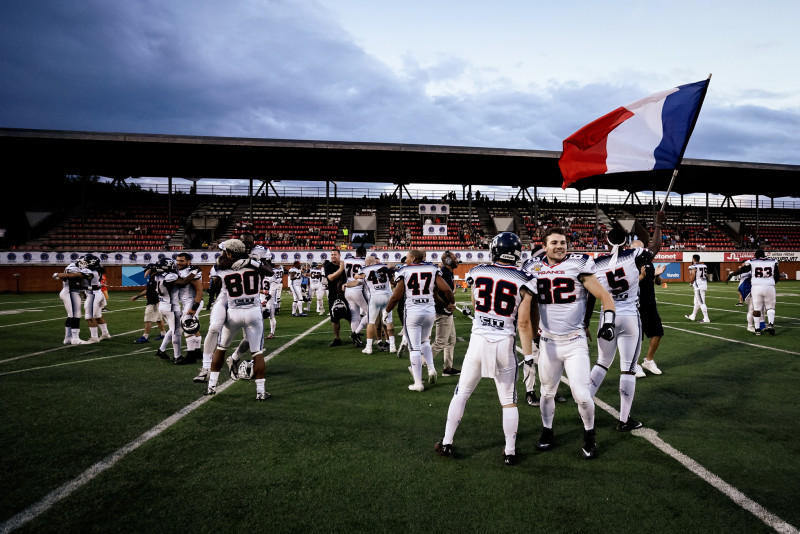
left=1, top=282, right=799, bottom=533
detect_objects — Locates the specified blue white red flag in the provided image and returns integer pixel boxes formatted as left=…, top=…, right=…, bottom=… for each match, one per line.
left=558, top=79, right=709, bottom=189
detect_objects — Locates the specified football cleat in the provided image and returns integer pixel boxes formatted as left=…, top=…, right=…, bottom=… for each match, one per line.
left=193, top=368, right=210, bottom=383
left=100, top=333, right=112, bottom=340
left=755, top=328, right=763, bottom=336
left=502, top=450, right=516, bottom=466
left=71, top=339, right=88, bottom=345
left=536, top=428, right=554, bottom=451
left=428, top=369, right=438, bottom=385
left=267, top=333, right=275, bottom=339
left=63, top=338, right=71, bottom=345
left=735, top=302, right=744, bottom=307
left=134, top=336, right=149, bottom=344
left=328, top=338, right=343, bottom=347
left=526, top=390, right=540, bottom=407
left=442, top=367, right=461, bottom=376
left=635, top=365, right=646, bottom=378
left=87, top=337, right=101, bottom=344
left=766, top=323, right=775, bottom=335
left=350, top=332, right=364, bottom=347
left=702, top=318, right=711, bottom=323
left=155, top=334, right=166, bottom=340
left=434, top=441, right=453, bottom=457
left=747, top=325, right=756, bottom=333
left=408, top=382, right=425, bottom=392
left=227, top=356, right=241, bottom=381
left=174, top=356, right=189, bottom=365
left=256, top=392, right=271, bottom=401
left=204, top=386, right=216, bottom=396
left=361, top=347, right=373, bottom=354
left=582, top=428, right=598, bottom=459
left=616, top=417, right=643, bottom=432
left=684, top=315, right=696, bottom=322
left=156, top=349, right=170, bottom=360
left=397, top=341, right=409, bottom=359
left=641, top=359, right=662, bottom=375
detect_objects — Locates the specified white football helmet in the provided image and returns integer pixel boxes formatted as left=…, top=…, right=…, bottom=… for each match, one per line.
left=238, top=360, right=254, bottom=380
left=180, top=314, right=200, bottom=334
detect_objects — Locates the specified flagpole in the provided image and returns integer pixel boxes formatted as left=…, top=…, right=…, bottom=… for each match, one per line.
left=660, top=73, right=712, bottom=212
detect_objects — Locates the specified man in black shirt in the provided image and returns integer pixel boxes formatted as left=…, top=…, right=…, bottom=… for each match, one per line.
left=634, top=246, right=666, bottom=375
left=324, top=249, right=347, bottom=347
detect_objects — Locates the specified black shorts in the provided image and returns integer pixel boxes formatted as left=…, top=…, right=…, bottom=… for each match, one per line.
left=639, top=304, right=664, bottom=338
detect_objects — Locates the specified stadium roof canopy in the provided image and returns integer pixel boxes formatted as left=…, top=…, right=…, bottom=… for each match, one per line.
left=3, top=127, right=799, bottom=198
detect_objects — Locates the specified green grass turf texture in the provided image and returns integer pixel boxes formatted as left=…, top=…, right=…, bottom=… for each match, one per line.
left=1, top=282, right=799, bottom=533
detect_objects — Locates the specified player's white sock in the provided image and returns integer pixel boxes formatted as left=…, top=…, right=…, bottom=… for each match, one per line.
left=578, top=398, right=596, bottom=431
left=208, top=371, right=220, bottom=388
left=443, top=393, right=468, bottom=445
left=388, top=336, right=396, bottom=351
left=619, top=374, right=636, bottom=423
left=99, top=324, right=109, bottom=336
left=255, top=378, right=266, bottom=395
left=540, top=396, right=555, bottom=428
left=767, top=309, right=775, bottom=324
left=159, top=331, right=172, bottom=351
left=502, top=406, right=519, bottom=455
left=588, top=365, right=607, bottom=397
left=410, top=351, right=422, bottom=380
left=89, top=326, right=98, bottom=339
left=270, top=317, right=276, bottom=334
left=365, top=338, right=373, bottom=350
left=700, top=305, right=709, bottom=320
left=421, top=343, right=435, bottom=373
left=172, top=335, right=182, bottom=359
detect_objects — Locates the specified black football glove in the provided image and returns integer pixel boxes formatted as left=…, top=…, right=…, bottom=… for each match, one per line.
left=598, top=310, right=616, bottom=341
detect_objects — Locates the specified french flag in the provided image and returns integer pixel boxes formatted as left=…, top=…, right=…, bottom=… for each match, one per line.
left=558, top=79, right=709, bottom=189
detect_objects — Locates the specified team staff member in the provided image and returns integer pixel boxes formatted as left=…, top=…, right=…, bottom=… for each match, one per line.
left=324, top=249, right=347, bottom=347
left=131, top=263, right=167, bottom=344
left=637, top=251, right=666, bottom=374
left=431, top=251, right=460, bottom=376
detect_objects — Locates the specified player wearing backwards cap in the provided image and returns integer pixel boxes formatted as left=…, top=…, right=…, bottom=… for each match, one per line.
left=434, top=232, right=536, bottom=466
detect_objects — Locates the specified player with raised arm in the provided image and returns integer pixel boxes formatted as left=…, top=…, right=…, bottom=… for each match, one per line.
left=386, top=250, right=455, bottom=392
left=587, top=211, right=665, bottom=431
left=727, top=249, right=780, bottom=335
left=528, top=227, right=616, bottom=459
left=434, top=232, right=536, bottom=465
left=685, top=254, right=710, bottom=323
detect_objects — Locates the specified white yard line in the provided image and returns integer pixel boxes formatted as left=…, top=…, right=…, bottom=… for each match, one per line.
left=0, top=330, right=143, bottom=364
left=0, top=305, right=142, bottom=329
left=0, top=318, right=329, bottom=534
left=514, top=335, right=798, bottom=534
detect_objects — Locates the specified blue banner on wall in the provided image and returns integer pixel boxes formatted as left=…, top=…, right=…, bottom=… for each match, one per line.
left=122, top=266, right=148, bottom=286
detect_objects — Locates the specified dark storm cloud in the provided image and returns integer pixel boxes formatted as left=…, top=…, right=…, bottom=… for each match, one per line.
left=1, top=1, right=797, bottom=166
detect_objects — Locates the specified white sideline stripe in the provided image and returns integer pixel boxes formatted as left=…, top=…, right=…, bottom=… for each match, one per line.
left=1, top=329, right=142, bottom=364
left=0, top=349, right=151, bottom=376
left=0, top=318, right=329, bottom=534
left=662, top=325, right=800, bottom=356
left=0, top=305, right=142, bottom=329
left=516, top=345, right=799, bottom=533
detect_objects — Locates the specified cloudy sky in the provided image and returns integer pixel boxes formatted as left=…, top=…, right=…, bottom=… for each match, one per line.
left=1, top=0, right=798, bottom=193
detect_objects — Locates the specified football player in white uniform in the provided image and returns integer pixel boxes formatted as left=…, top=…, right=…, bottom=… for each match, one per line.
left=727, top=249, right=780, bottom=335
left=353, top=256, right=396, bottom=354
left=587, top=211, right=665, bottom=431
left=81, top=255, right=111, bottom=343
left=527, top=227, right=616, bottom=459
left=308, top=262, right=326, bottom=315
left=685, top=254, right=710, bottom=323
left=435, top=233, right=536, bottom=465
left=386, top=250, right=455, bottom=391
left=173, top=253, right=204, bottom=365
left=195, top=253, right=225, bottom=383
left=343, top=248, right=369, bottom=346
left=153, top=258, right=183, bottom=361
left=268, top=263, right=284, bottom=316
left=288, top=261, right=307, bottom=316
left=261, top=270, right=277, bottom=339
left=205, top=239, right=271, bottom=400
left=53, top=259, right=92, bottom=344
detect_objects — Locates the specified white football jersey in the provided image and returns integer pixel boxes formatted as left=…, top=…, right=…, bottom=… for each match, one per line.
left=178, top=265, right=202, bottom=305
left=395, top=262, right=441, bottom=315
left=309, top=267, right=325, bottom=285
left=594, top=248, right=651, bottom=316
left=289, top=266, right=303, bottom=286
left=360, top=263, right=393, bottom=296
left=746, top=258, right=778, bottom=287
left=466, top=263, right=536, bottom=341
left=217, top=265, right=264, bottom=309
left=271, top=265, right=285, bottom=286
left=525, top=253, right=596, bottom=335
left=155, top=272, right=180, bottom=304
left=689, top=263, right=708, bottom=290
left=343, top=257, right=366, bottom=282
left=63, top=263, right=87, bottom=292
